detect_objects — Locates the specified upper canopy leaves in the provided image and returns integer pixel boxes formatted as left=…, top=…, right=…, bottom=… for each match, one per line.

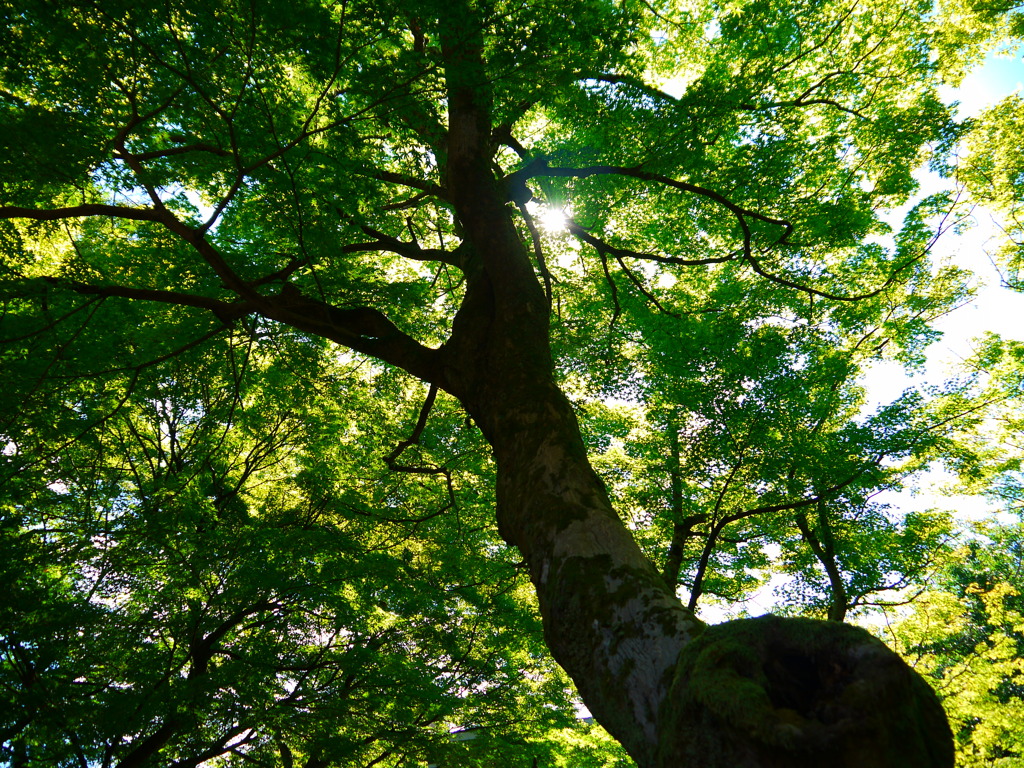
left=0, top=0, right=1006, bottom=764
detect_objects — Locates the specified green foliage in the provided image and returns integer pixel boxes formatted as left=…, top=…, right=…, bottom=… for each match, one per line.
left=887, top=523, right=1024, bottom=767
left=962, top=95, right=1024, bottom=288
left=0, top=317, right=588, bottom=766
left=882, top=333, right=1024, bottom=766
left=0, top=0, right=1020, bottom=764
left=932, top=0, right=1024, bottom=84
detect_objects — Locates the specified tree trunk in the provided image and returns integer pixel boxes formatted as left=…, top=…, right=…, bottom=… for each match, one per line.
left=424, top=6, right=955, bottom=766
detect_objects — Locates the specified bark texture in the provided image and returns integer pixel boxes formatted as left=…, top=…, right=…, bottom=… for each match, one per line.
left=657, top=616, right=953, bottom=768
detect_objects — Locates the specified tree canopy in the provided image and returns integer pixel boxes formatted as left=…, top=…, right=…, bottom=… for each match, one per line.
left=2, top=0, right=1023, bottom=766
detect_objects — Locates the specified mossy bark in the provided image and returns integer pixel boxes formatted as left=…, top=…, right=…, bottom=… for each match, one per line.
left=656, top=616, right=953, bottom=768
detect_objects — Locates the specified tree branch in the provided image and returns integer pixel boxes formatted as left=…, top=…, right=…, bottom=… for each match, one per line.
left=0, top=201, right=268, bottom=305
left=515, top=201, right=554, bottom=305
left=522, top=161, right=795, bottom=241
left=384, top=382, right=441, bottom=472
left=687, top=464, right=873, bottom=610
left=382, top=383, right=457, bottom=514
left=114, top=142, right=232, bottom=162
left=52, top=279, right=254, bottom=323
left=340, top=221, right=462, bottom=266
left=524, top=160, right=939, bottom=302
left=265, top=284, right=440, bottom=383
left=796, top=501, right=849, bottom=622
left=362, top=168, right=448, bottom=199
left=567, top=220, right=736, bottom=267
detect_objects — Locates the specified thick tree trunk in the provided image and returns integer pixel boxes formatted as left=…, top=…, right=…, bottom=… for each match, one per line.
left=470, top=375, right=703, bottom=765
left=429, top=7, right=954, bottom=767
left=443, top=316, right=954, bottom=767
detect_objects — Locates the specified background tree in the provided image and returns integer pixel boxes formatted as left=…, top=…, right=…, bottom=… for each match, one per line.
left=0, top=0, right=1005, bottom=765
left=886, top=515, right=1024, bottom=766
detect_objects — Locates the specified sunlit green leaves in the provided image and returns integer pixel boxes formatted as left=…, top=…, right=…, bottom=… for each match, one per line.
left=2, top=0, right=1022, bottom=762
left=888, top=522, right=1024, bottom=766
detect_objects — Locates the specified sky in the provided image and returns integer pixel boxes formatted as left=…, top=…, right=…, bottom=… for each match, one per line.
left=858, top=47, right=1024, bottom=524
left=916, top=48, right=1024, bottom=361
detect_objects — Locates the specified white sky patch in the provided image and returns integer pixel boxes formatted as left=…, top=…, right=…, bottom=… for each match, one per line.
left=658, top=77, right=688, bottom=99
left=939, top=48, right=1024, bottom=119
left=871, top=465, right=1014, bottom=525
left=860, top=190, right=1024, bottom=416
left=183, top=188, right=219, bottom=226
left=858, top=213, right=1024, bottom=541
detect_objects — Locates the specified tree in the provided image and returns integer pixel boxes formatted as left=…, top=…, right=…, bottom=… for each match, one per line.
left=0, top=0, right=988, bottom=764
left=886, top=516, right=1024, bottom=766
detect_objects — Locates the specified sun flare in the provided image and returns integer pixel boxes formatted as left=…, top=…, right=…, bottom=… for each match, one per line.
left=537, top=205, right=569, bottom=233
